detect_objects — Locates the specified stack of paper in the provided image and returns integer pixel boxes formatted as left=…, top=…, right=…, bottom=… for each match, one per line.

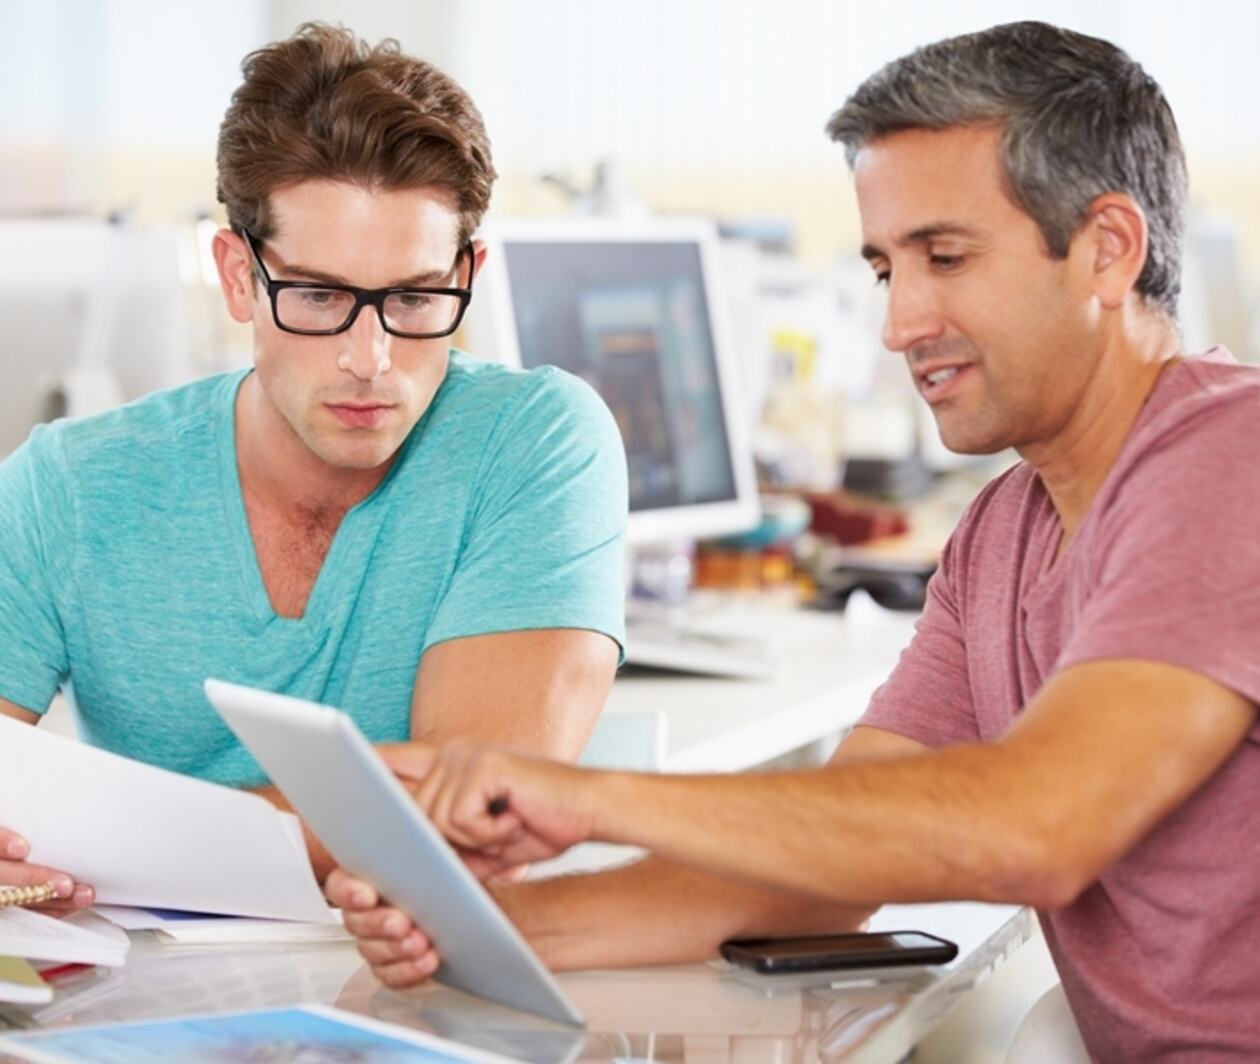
left=92, top=905, right=351, bottom=947
left=0, top=716, right=331, bottom=922
left=0, top=908, right=129, bottom=969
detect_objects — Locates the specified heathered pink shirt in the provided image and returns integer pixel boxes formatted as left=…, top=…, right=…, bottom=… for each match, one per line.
left=861, top=350, right=1260, bottom=1061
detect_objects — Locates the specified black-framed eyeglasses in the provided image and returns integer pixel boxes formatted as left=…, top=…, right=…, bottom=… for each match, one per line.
left=240, top=228, right=474, bottom=339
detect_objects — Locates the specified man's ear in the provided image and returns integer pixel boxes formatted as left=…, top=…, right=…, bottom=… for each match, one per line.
left=212, top=228, right=257, bottom=324
left=1084, top=193, right=1149, bottom=310
left=468, top=238, right=488, bottom=284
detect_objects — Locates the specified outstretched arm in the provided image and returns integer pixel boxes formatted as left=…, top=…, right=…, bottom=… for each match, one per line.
left=409, top=659, right=1255, bottom=909
left=328, top=725, right=923, bottom=985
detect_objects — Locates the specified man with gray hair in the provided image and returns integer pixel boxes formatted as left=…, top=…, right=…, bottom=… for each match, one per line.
left=331, top=22, right=1259, bottom=1059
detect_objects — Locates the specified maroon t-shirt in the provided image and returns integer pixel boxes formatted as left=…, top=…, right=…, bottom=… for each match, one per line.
left=861, top=350, right=1260, bottom=1060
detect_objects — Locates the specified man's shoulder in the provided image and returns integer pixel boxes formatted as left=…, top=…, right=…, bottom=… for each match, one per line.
left=432, top=350, right=613, bottom=442
left=1147, top=348, right=1260, bottom=430
left=440, top=350, right=597, bottom=410
left=30, top=372, right=240, bottom=471
left=1115, top=349, right=1260, bottom=480
left=397, top=351, right=623, bottom=504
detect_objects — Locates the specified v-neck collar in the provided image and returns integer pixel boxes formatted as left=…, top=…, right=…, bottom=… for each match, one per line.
left=215, top=370, right=426, bottom=632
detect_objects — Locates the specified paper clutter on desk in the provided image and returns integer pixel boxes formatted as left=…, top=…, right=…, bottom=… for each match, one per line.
left=0, top=715, right=331, bottom=923
left=93, top=905, right=351, bottom=947
left=0, top=908, right=129, bottom=968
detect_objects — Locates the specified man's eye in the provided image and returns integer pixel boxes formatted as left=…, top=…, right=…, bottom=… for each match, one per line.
left=930, top=254, right=965, bottom=271
left=397, top=293, right=434, bottom=309
left=873, top=270, right=890, bottom=287
left=300, top=289, right=340, bottom=306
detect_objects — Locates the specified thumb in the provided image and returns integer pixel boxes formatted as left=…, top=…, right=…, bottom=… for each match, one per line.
left=379, top=742, right=440, bottom=781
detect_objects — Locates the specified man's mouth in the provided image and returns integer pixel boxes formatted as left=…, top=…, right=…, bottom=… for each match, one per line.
left=914, top=363, right=973, bottom=403
left=326, top=402, right=395, bottom=428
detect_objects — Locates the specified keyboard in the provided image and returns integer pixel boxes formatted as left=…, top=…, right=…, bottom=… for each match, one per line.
left=623, top=617, right=777, bottom=679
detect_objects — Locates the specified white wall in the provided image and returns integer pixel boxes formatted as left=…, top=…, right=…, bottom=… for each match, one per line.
left=6, top=1, right=1260, bottom=208
left=445, top=0, right=1260, bottom=171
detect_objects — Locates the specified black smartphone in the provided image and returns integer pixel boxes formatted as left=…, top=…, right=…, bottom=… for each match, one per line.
left=720, top=930, right=958, bottom=974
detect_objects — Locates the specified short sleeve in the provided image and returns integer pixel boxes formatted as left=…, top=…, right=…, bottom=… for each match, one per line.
left=423, top=368, right=627, bottom=657
left=858, top=530, right=981, bottom=748
left=0, top=427, right=74, bottom=713
left=1058, top=395, right=1260, bottom=711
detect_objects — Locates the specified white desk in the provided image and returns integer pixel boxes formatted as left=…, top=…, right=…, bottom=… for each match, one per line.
left=587, top=593, right=918, bottom=773
left=0, top=904, right=1030, bottom=1063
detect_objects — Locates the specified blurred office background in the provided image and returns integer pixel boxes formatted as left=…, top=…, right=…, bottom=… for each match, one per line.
left=2, top=0, right=1257, bottom=456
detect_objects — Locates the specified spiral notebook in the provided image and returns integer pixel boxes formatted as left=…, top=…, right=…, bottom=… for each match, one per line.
left=0, top=884, right=58, bottom=911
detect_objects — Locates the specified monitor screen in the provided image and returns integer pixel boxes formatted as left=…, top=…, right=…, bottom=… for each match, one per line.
left=501, top=239, right=738, bottom=514
left=474, top=218, right=760, bottom=545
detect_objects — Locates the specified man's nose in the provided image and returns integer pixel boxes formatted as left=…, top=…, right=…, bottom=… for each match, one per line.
left=881, top=272, right=945, bottom=355
left=338, top=305, right=392, bottom=380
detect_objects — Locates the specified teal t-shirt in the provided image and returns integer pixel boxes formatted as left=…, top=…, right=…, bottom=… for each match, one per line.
left=0, top=351, right=627, bottom=787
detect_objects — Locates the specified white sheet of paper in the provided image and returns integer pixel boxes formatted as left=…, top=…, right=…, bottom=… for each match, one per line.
left=0, top=907, right=129, bottom=967
left=0, top=716, right=331, bottom=922
left=87, top=907, right=177, bottom=932
left=92, top=905, right=349, bottom=946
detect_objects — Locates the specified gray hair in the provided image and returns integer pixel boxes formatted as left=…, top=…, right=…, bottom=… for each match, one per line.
left=826, top=21, right=1187, bottom=316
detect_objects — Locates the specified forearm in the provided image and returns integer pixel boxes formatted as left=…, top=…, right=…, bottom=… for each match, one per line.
left=577, top=664, right=1259, bottom=909
left=586, top=745, right=1047, bottom=908
left=495, top=855, right=872, bottom=972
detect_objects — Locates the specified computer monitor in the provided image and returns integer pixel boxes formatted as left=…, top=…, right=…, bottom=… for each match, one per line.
left=474, top=217, right=759, bottom=545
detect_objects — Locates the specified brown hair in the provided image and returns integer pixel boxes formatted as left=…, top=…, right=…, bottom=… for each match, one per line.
left=216, top=22, right=496, bottom=243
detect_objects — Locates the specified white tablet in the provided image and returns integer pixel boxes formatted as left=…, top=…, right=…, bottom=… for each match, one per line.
left=203, top=679, right=584, bottom=1027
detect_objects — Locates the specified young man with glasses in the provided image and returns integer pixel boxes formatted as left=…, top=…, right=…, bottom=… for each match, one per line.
left=0, top=25, right=626, bottom=910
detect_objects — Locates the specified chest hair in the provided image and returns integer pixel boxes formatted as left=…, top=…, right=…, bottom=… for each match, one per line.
left=246, top=499, right=345, bottom=619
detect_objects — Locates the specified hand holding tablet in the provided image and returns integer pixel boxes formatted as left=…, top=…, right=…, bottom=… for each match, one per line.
left=203, top=680, right=585, bottom=1026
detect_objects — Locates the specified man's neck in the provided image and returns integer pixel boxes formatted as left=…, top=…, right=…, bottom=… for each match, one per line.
left=235, top=375, right=395, bottom=518
left=1021, top=319, right=1183, bottom=547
